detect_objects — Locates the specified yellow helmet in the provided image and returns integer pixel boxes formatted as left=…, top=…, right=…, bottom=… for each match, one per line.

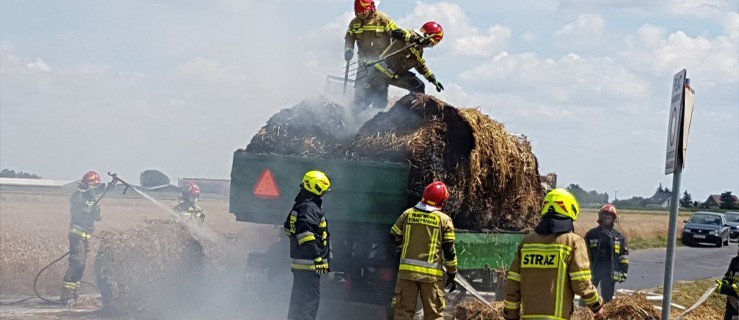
left=302, top=170, right=331, bottom=196
left=541, top=188, right=580, bottom=221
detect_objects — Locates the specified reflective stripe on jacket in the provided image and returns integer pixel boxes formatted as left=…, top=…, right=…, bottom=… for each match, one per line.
left=504, top=231, right=601, bottom=319
left=174, top=202, right=205, bottom=223
left=284, top=191, right=330, bottom=272
left=69, top=190, right=101, bottom=236
left=391, top=207, right=456, bottom=283
left=373, top=29, right=435, bottom=83
left=345, top=11, right=398, bottom=61
left=584, top=226, right=629, bottom=279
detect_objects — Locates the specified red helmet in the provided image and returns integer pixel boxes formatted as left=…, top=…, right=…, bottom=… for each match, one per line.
left=182, top=181, right=201, bottom=197
left=420, top=21, right=444, bottom=46
left=81, top=171, right=102, bottom=187
left=599, top=203, right=618, bottom=218
left=420, top=180, right=449, bottom=210
left=354, top=0, right=376, bottom=15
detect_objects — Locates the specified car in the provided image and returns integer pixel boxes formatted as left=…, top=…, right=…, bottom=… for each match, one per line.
left=681, top=211, right=730, bottom=247
left=726, top=211, right=739, bottom=241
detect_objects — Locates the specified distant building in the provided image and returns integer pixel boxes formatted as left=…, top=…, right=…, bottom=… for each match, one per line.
left=703, top=194, right=739, bottom=209
left=178, top=178, right=230, bottom=196
left=645, top=184, right=672, bottom=208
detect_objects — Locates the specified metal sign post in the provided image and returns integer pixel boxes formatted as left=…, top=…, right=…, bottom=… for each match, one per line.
left=661, top=69, right=694, bottom=320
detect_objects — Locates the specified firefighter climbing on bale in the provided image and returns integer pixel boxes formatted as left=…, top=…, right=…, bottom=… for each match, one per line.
left=503, top=188, right=604, bottom=320
left=344, top=0, right=398, bottom=109
left=353, top=21, right=445, bottom=110
left=60, top=171, right=105, bottom=304
left=284, top=170, right=332, bottom=320
left=173, top=181, right=205, bottom=224
left=584, top=203, right=629, bottom=302
left=390, top=180, right=457, bottom=320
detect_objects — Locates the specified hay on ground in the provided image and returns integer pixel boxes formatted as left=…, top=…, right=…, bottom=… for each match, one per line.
left=94, top=219, right=204, bottom=316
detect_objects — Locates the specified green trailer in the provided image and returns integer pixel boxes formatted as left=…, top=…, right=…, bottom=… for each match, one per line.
left=230, top=151, right=524, bottom=305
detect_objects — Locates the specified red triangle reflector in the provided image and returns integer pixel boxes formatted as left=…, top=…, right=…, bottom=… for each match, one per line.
left=253, top=169, right=280, bottom=199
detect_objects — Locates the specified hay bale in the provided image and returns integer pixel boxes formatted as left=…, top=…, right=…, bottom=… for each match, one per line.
left=94, top=220, right=204, bottom=316
left=345, top=94, right=541, bottom=230
left=245, top=97, right=355, bottom=157
left=455, top=301, right=504, bottom=320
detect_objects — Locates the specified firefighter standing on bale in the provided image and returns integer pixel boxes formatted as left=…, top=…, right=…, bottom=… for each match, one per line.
left=344, top=0, right=398, bottom=109
left=60, top=171, right=104, bottom=304
left=284, top=170, right=331, bottom=320
left=716, top=244, right=739, bottom=320
left=504, top=188, right=604, bottom=320
left=584, top=203, right=629, bottom=302
left=358, top=21, right=445, bottom=110
left=173, top=181, right=205, bottom=224
left=390, top=180, right=457, bottom=320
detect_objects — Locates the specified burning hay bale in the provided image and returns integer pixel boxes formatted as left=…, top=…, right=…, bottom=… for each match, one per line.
left=94, top=219, right=204, bottom=316
left=245, top=97, right=356, bottom=157
left=345, top=94, right=542, bottom=230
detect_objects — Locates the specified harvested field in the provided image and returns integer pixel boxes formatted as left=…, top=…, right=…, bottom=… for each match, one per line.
left=574, top=208, right=688, bottom=246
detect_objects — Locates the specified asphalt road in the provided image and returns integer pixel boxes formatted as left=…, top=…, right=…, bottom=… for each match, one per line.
left=620, top=241, right=736, bottom=290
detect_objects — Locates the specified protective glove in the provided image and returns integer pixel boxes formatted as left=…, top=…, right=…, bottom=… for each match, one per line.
left=432, top=80, right=444, bottom=92
left=391, top=29, right=406, bottom=40
left=344, top=49, right=353, bottom=62
left=444, top=272, right=457, bottom=292
left=314, top=257, right=329, bottom=275
left=717, top=279, right=736, bottom=296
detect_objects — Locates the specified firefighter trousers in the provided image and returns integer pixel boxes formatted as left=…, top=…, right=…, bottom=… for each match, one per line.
left=61, top=234, right=89, bottom=301
left=288, top=272, right=320, bottom=320
left=393, top=278, right=445, bottom=320
left=592, top=267, right=615, bottom=303
left=355, top=68, right=425, bottom=111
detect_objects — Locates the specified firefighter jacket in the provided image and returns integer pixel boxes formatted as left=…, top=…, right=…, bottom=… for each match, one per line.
left=284, top=189, right=330, bottom=272
left=173, top=201, right=204, bottom=224
left=390, top=204, right=457, bottom=283
left=504, top=230, right=602, bottom=320
left=373, top=29, right=437, bottom=84
left=584, top=226, right=629, bottom=279
left=345, top=11, right=398, bottom=61
left=69, top=190, right=102, bottom=239
left=720, top=255, right=739, bottom=319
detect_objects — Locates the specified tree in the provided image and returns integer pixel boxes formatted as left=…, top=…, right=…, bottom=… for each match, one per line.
left=0, top=168, right=42, bottom=179
left=566, top=184, right=609, bottom=205
left=680, top=190, right=693, bottom=208
left=720, top=191, right=738, bottom=210
left=139, top=169, right=170, bottom=188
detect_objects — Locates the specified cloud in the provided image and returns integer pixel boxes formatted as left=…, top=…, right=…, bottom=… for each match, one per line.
left=554, top=14, right=606, bottom=49
left=458, top=51, right=650, bottom=104
left=26, top=57, right=51, bottom=72
left=399, top=2, right=510, bottom=57
left=662, top=0, right=733, bottom=19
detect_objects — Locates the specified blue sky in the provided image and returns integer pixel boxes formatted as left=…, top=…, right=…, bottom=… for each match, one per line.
left=1, top=0, right=737, bottom=201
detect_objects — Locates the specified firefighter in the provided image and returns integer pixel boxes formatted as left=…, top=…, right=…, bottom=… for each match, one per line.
left=716, top=244, right=739, bottom=320
left=284, top=170, right=331, bottom=320
left=60, top=171, right=104, bottom=304
left=344, top=0, right=398, bottom=110
left=173, top=181, right=205, bottom=224
left=358, top=21, right=445, bottom=110
left=584, top=203, right=629, bottom=302
left=390, top=180, right=457, bottom=320
left=503, top=188, right=604, bottom=320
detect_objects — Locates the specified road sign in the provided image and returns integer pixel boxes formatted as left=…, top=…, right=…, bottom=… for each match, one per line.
left=665, top=69, right=686, bottom=175
left=253, top=169, right=280, bottom=199
left=681, top=84, right=695, bottom=168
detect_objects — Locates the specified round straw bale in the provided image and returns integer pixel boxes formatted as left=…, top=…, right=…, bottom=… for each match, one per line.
left=245, top=97, right=355, bottom=157
left=94, top=219, right=204, bottom=316
left=345, top=94, right=542, bottom=230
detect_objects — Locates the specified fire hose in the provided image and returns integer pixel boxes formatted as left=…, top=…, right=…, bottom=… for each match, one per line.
left=0, top=173, right=130, bottom=306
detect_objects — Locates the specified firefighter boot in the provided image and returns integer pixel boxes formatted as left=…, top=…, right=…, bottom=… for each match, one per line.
left=60, top=281, right=76, bottom=304
left=73, top=281, right=82, bottom=301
